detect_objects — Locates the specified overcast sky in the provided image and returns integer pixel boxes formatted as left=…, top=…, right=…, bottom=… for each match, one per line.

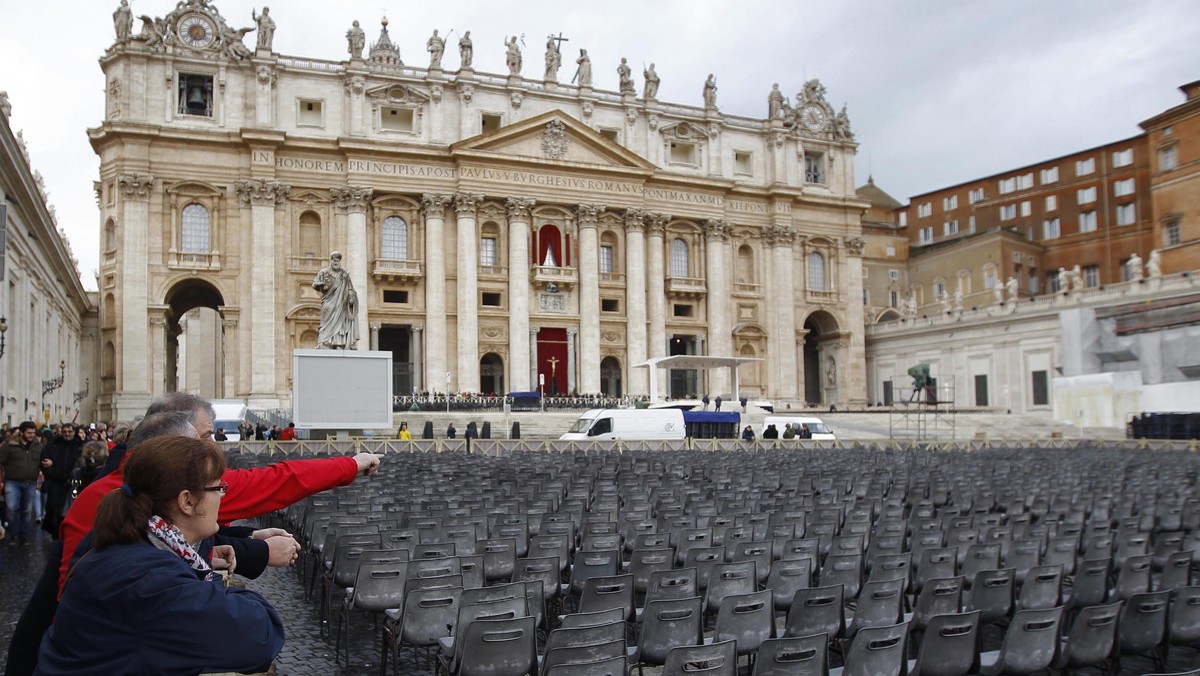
left=1, top=0, right=1196, bottom=291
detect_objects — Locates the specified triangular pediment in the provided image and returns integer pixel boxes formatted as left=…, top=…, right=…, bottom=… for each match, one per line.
left=451, top=110, right=655, bottom=172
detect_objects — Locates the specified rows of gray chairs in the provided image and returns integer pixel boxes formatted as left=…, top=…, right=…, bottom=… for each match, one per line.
left=246, top=445, right=1200, bottom=675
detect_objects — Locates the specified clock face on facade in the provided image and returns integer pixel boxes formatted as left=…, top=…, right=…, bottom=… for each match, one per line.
left=801, top=104, right=827, bottom=132
left=178, top=14, right=216, bottom=49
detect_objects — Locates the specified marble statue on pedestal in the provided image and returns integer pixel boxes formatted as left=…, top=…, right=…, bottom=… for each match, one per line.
left=617, top=58, right=635, bottom=94
left=544, top=36, right=562, bottom=80
left=941, top=293, right=952, bottom=314
left=1149, top=250, right=1162, bottom=278
left=953, top=288, right=964, bottom=312
left=427, top=30, right=445, bottom=68
left=459, top=31, right=473, bottom=68
left=833, top=104, right=854, bottom=140
left=992, top=283, right=1004, bottom=305
left=505, top=36, right=522, bottom=75
left=1128, top=252, right=1143, bottom=280
left=1057, top=267, right=1069, bottom=293
left=1070, top=264, right=1084, bottom=291
left=346, top=21, right=365, bottom=59
left=575, top=49, right=592, bottom=86
left=643, top=63, right=660, bottom=99
left=703, top=74, right=718, bottom=108
left=113, top=0, right=133, bottom=42
left=312, top=252, right=358, bottom=349
left=1006, top=276, right=1019, bottom=302
left=768, top=83, right=784, bottom=119
left=252, top=7, right=274, bottom=51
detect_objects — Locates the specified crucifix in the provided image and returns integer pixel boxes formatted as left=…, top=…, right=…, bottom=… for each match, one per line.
left=549, top=32, right=569, bottom=52
left=547, top=356, right=560, bottom=395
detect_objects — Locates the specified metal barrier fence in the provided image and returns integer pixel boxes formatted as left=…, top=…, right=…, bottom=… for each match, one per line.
left=221, top=437, right=1200, bottom=456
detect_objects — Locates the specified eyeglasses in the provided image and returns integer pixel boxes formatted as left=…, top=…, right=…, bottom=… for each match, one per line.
left=203, top=482, right=230, bottom=495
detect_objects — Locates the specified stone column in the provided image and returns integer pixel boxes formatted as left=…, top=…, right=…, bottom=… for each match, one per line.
left=421, top=194, right=452, bottom=393
left=369, top=323, right=381, bottom=351
left=236, top=179, right=290, bottom=398
left=529, top=328, right=540, bottom=391
left=149, top=310, right=169, bottom=398
left=506, top=197, right=536, bottom=392
left=576, top=204, right=605, bottom=394
left=344, top=73, right=367, bottom=136
left=455, top=192, right=484, bottom=392
left=623, top=209, right=649, bottom=396
left=566, top=328, right=577, bottom=395
left=843, top=236, right=868, bottom=406
left=645, top=213, right=669, bottom=397
left=411, top=323, right=424, bottom=393
left=766, top=225, right=799, bottom=400
left=704, top=218, right=731, bottom=395
left=331, top=186, right=373, bottom=350
left=116, top=173, right=153, bottom=398
left=220, top=309, right=240, bottom=398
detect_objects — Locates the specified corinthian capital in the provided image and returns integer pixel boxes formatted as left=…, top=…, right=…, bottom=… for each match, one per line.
left=576, top=204, right=606, bottom=228
left=645, top=212, right=670, bottom=235
left=623, top=208, right=645, bottom=232
left=704, top=218, right=730, bottom=241
left=330, top=186, right=374, bottom=213
left=454, top=192, right=484, bottom=215
left=505, top=196, right=537, bottom=220
left=844, top=235, right=866, bottom=256
left=763, top=224, right=796, bottom=247
left=117, top=173, right=155, bottom=200
left=236, top=179, right=290, bottom=207
left=421, top=193, right=454, bottom=215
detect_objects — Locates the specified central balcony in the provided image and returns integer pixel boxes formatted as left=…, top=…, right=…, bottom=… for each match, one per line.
left=666, top=276, right=708, bottom=300
left=371, top=258, right=423, bottom=285
left=533, top=265, right=578, bottom=291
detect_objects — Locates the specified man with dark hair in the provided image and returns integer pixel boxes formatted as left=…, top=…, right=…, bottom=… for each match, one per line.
left=39, top=423, right=83, bottom=537
left=0, top=421, right=44, bottom=545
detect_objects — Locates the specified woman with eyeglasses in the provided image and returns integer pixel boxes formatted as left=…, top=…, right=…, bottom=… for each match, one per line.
left=36, top=436, right=284, bottom=675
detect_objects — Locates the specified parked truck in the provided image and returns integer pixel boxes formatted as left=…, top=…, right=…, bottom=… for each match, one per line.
left=560, top=408, right=740, bottom=441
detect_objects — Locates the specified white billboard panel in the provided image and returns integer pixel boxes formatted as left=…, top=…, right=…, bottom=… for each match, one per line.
left=292, top=349, right=392, bottom=429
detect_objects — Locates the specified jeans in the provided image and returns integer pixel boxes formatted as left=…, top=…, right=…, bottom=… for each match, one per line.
left=4, top=479, right=37, bottom=540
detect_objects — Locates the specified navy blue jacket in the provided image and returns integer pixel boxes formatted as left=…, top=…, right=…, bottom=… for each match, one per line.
left=36, top=541, right=284, bottom=675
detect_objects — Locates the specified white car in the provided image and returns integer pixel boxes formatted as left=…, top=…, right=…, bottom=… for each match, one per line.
left=759, top=416, right=836, bottom=440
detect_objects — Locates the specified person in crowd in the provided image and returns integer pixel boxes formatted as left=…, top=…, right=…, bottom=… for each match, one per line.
left=741, top=425, right=755, bottom=441
left=213, top=427, right=228, bottom=442
left=398, top=422, right=412, bottom=440
left=40, top=421, right=83, bottom=539
left=761, top=423, right=779, bottom=440
left=254, top=422, right=266, bottom=441
left=702, top=394, right=711, bottom=410
left=447, top=422, right=457, bottom=439
left=781, top=422, right=797, bottom=440
left=714, top=395, right=723, bottom=412
left=37, top=436, right=285, bottom=674
left=238, top=419, right=253, bottom=440
left=0, top=421, right=45, bottom=545
left=799, top=423, right=812, bottom=439
left=99, top=422, right=132, bottom=476
left=279, top=422, right=296, bottom=441
left=77, top=440, right=108, bottom=489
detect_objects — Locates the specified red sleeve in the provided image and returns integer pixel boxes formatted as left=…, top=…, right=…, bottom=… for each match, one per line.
left=217, top=456, right=359, bottom=522
left=58, top=471, right=123, bottom=597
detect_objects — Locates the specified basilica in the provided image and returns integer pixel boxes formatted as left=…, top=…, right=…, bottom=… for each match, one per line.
left=93, top=1, right=869, bottom=419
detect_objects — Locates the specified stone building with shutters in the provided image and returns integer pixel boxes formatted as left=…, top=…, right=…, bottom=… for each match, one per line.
left=92, top=1, right=869, bottom=419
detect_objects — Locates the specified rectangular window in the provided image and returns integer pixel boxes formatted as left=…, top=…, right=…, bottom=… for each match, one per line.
left=1116, top=203, right=1136, bottom=226
left=601, top=298, right=620, bottom=313
left=481, top=292, right=502, bottom=307
left=1076, top=158, right=1096, bottom=176
left=671, top=141, right=699, bottom=165
left=1112, top=148, right=1134, bottom=167
left=885, top=246, right=896, bottom=257
left=889, top=290, right=899, bottom=309
left=943, top=220, right=958, bottom=236
left=968, top=215, right=976, bottom=234
left=673, top=304, right=693, bottom=317
left=480, top=237, right=497, bottom=266
left=381, top=107, right=415, bottom=131
left=882, top=381, right=894, bottom=406
left=1079, top=211, right=1097, bottom=233
left=999, top=177, right=1016, bottom=195
left=1077, top=187, right=1097, bottom=204
left=888, top=269, right=900, bottom=281
left=383, top=290, right=409, bottom=304
left=1166, top=219, right=1181, bottom=246
left=1040, top=167, right=1059, bottom=184
left=734, top=151, right=752, bottom=175
left=898, top=212, right=908, bottom=227
left=1160, top=146, right=1178, bottom=171
left=917, top=203, right=932, bottom=218
left=599, top=245, right=614, bottom=274
left=974, top=374, right=989, bottom=407
left=1032, top=370, right=1049, bottom=406
left=968, top=188, right=985, bottom=204
left=1114, top=178, right=1135, bottom=197
left=1045, top=195, right=1057, bottom=211
left=943, top=195, right=958, bottom=211
left=1084, top=264, right=1099, bottom=287
left=1000, top=204, right=1016, bottom=221
left=298, top=99, right=323, bottom=126
left=804, top=153, right=825, bottom=183
left=862, top=288, right=869, bottom=305
left=481, top=113, right=502, bottom=133
left=1020, top=201, right=1032, bottom=217
left=1017, top=173, right=1034, bottom=190
left=918, top=226, right=933, bottom=244
left=1042, top=218, right=1061, bottom=240
left=178, top=73, right=214, bottom=117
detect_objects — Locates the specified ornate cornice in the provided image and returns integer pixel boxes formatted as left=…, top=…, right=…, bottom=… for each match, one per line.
left=330, top=186, right=373, bottom=213
left=704, top=218, right=730, bottom=242
left=576, top=204, right=606, bottom=228
left=505, top=196, right=537, bottom=221
left=236, top=179, right=290, bottom=207
left=623, top=208, right=645, bottom=232
left=117, top=173, right=155, bottom=200
left=454, top=192, right=484, bottom=215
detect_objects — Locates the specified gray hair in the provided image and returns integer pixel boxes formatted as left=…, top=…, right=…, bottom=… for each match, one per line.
left=145, top=392, right=216, bottom=427
left=127, top=411, right=197, bottom=450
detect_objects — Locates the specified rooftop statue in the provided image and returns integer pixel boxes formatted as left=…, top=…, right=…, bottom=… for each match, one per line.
left=617, top=58, right=634, bottom=94
left=643, top=63, right=660, bottom=100
left=544, top=35, right=562, bottom=81
left=459, top=31, right=473, bottom=68
left=113, top=0, right=134, bottom=42
left=427, top=29, right=445, bottom=69
left=575, top=49, right=592, bottom=86
left=251, top=7, right=274, bottom=51
left=505, top=36, right=522, bottom=76
left=703, top=74, right=718, bottom=108
left=346, top=20, right=365, bottom=59
left=768, top=84, right=784, bottom=119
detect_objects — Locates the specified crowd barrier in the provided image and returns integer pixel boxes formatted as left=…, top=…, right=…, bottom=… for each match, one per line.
left=223, top=436, right=1200, bottom=456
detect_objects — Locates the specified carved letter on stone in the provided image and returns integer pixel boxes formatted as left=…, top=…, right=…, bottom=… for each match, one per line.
left=541, top=120, right=569, bottom=160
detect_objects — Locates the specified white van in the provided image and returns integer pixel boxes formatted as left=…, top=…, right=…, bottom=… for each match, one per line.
left=759, top=415, right=836, bottom=441
left=561, top=409, right=685, bottom=441
left=210, top=400, right=249, bottom=441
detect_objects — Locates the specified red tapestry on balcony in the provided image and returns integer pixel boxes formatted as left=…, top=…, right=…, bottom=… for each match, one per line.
left=536, top=327, right=569, bottom=396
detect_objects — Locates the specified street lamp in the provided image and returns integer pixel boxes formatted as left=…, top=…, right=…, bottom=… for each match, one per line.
left=445, top=371, right=451, bottom=413
left=0, top=316, right=7, bottom=359
left=73, top=378, right=90, bottom=405
left=42, top=360, right=66, bottom=422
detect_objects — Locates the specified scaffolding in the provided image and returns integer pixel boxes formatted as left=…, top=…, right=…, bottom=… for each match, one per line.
left=888, top=374, right=957, bottom=440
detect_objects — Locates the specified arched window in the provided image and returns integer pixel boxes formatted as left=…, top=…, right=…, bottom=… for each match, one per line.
left=104, top=218, right=117, bottom=252
left=670, top=238, right=689, bottom=278
left=180, top=203, right=210, bottom=253
left=736, top=244, right=755, bottom=284
left=808, top=251, right=826, bottom=290
left=299, top=211, right=322, bottom=257
left=933, top=277, right=947, bottom=298
left=381, top=215, right=408, bottom=260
